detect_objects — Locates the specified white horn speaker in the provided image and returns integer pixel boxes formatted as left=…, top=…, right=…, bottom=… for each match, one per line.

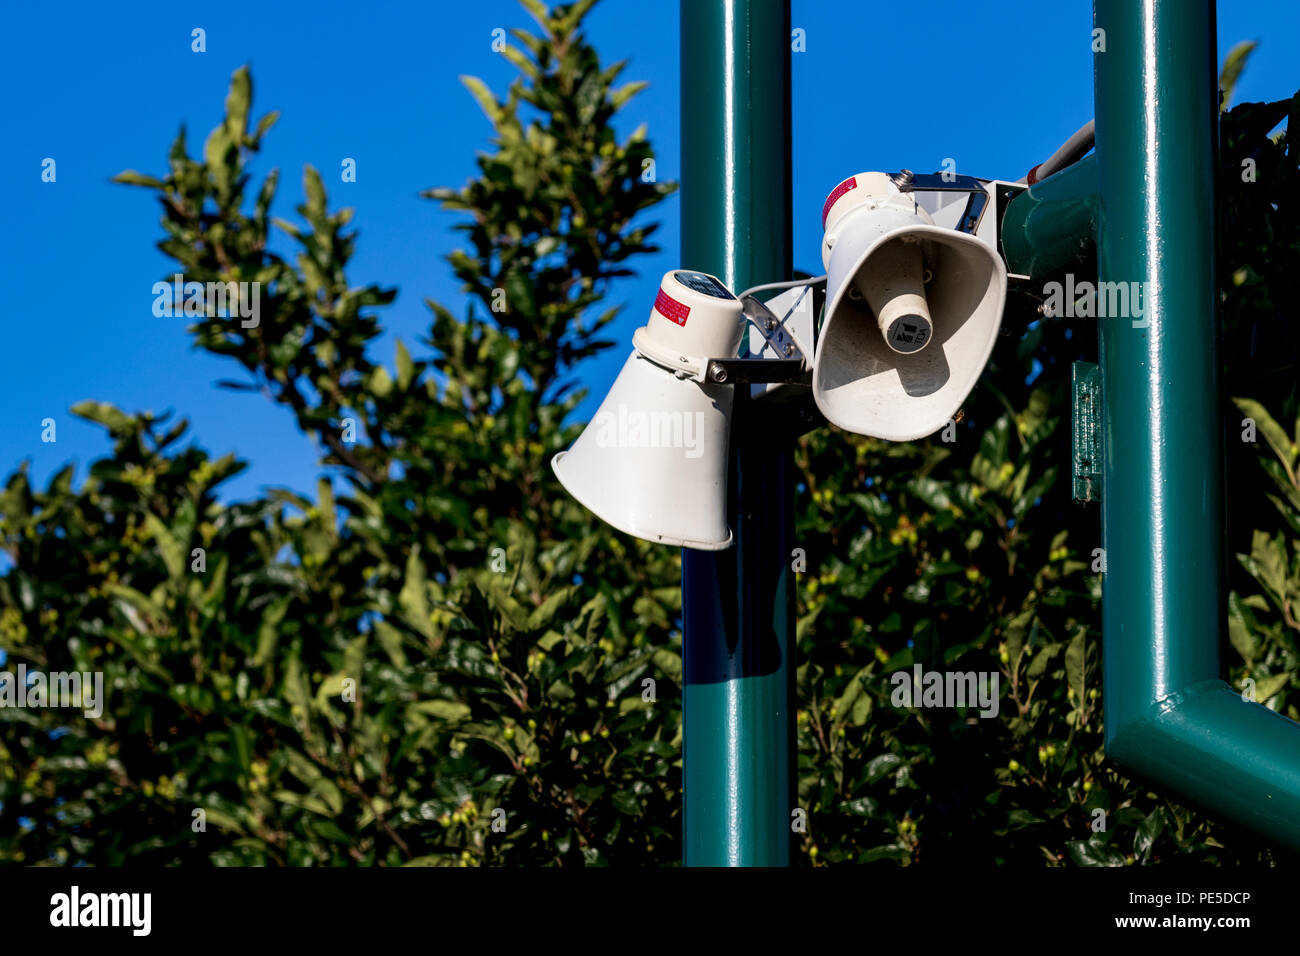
left=551, top=270, right=745, bottom=550
left=813, top=172, right=1007, bottom=441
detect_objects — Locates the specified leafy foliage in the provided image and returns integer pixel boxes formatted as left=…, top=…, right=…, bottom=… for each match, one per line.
left=1, top=4, right=1297, bottom=865
left=1, top=0, right=680, bottom=867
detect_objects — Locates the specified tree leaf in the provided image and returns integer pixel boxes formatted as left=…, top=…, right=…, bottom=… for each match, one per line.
left=143, top=513, right=185, bottom=580
left=1134, top=807, right=1166, bottom=863
left=372, top=619, right=408, bottom=669
left=225, top=66, right=252, bottom=138
left=398, top=547, right=434, bottom=642
left=411, top=700, right=471, bottom=721
left=459, top=75, right=499, bottom=122
left=70, top=401, right=133, bottom=433
left=1065, top=630, right=1086, bottom=706
left=1233, top=397, right=1295, bottom=476
left=1219, top=41, right=1257, bottom=110
left=395, top=338, right=415, bottom=390
left=112, top=170, right=164, bottom=189
left=1067, top=837, right=1126, bottom=867
left=1227, top=591, right=1258, bottom=664
left=1254, top=672, right=1289, bottom=705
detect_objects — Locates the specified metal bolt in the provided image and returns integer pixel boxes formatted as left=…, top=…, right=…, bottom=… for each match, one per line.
left=710, top=365, right=728, bottom=383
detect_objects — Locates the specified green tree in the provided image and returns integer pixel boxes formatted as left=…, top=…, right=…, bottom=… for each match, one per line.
left=1, top=0, right=682, bottom=866
left=2, top=3, right=1297, bottom=866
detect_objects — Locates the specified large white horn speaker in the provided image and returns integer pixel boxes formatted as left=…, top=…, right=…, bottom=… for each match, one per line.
left=552, top=270, right=745, bottom=550
left=813, top=172, right=1008, bottom=441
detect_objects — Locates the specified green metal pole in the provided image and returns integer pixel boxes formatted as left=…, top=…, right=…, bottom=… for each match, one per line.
left=1094, top=0, right=1300, bottom=848
left=680, top=0, right=794, bottom=866
left=1094, top=0, right=1221, bottom=734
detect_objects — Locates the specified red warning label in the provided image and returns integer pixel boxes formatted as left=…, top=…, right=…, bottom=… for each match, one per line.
left=821, top=176, right=858, bottom=227
left=655, top=288, right=691, bottom=326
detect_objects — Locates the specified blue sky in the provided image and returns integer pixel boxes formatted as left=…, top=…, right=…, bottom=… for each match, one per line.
left=3, top=0, right=1298, bottom=506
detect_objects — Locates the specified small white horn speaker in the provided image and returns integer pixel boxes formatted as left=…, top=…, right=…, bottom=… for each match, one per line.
left=814, top=172, right=1007, bottom=441
left=551, top=270, right=745, bottom=550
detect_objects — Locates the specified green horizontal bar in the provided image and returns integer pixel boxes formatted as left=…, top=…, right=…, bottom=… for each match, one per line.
left=1108, top=681, right=1300, bottom=847
left=1000, top=155, right=1098, bottom=280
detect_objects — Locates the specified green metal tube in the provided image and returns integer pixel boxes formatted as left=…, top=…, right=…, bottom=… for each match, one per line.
left=680, top=0, right=794, bottom=866
left=1094, top=0, right=1300, bottom=848
left=1000, top=155, right=1098, bottom=280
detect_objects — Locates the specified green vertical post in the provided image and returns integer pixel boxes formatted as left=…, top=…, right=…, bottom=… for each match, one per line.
left=679, top=0, right=794, bottom=866
left=1094, top=0, right=1300, bottom=847
left=1094, top=0, right=1222, bottom=737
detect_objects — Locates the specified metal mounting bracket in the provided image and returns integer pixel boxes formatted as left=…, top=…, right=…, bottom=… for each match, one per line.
left=890, top=169, right=990, bottom=234
left=741, top=295, right=806, bottom=363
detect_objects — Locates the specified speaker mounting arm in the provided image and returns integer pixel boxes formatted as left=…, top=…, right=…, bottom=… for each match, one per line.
left=705, top=357, right=805, bottom=384
left=702, top=294, right=811, bottom=385
left=890, top=169, right=987, bottom=193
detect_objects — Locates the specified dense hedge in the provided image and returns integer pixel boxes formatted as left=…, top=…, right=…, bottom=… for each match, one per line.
left=2, top=1, right=1297, bottom=865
